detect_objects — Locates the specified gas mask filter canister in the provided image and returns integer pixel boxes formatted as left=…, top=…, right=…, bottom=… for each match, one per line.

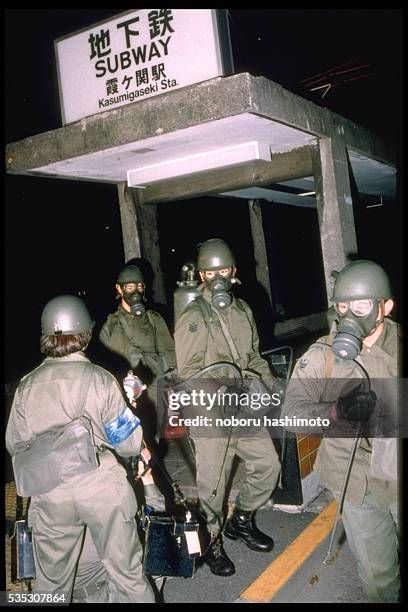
left=123, top=290, right=146, bottom=317
left=208, top=276, right=232, bottom=310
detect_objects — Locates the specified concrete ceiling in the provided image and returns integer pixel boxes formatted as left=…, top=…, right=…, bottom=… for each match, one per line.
left=16, top=111, right=396, bottom=208
left=220, top=152, right=397, bottom=207
left=29, top=113, right=316, bottom=184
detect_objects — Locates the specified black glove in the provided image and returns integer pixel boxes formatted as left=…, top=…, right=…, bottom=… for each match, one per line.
left=162, top=368, right=182, bottom=392
left=336, top=386, right=377, bottom=422
left=163, top=367, right=179, bottom=383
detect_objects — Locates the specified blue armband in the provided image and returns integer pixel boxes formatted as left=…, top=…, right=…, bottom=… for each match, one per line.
left=104, top=406, right=141, bottom=445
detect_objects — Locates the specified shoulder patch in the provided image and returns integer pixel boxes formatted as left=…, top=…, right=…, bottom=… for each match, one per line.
left=299, top=356, right=309, bottom=369
left=189, top=321, right=198, bottom=333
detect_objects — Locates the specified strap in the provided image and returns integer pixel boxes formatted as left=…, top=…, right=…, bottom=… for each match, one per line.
left=194, top=297, right=211, bottom=362
left=235, top=298, right=252, bottom=325
left=15, top=492, right=24, bottom=520
left=77, top=363, right=93, bottom=418
left=213, top=310, right=241, bottom=365
left=146, top=311, right=168, bottom=375
left=117, top=309, right=142, bottom=351
left=196, top=296, right=241, bottom=364
left=145, top=310, right=157, bottom=349
left=15, top=491, right=31, bottom=520
left=118, top=308, right=157, bottom=349
left=59, top=363, right=92, bottom=421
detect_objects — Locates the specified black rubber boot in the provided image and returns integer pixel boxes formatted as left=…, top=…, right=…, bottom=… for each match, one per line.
left=204, top=539, right=236, bottom=577
left=224, top=508, right=274, bottom=552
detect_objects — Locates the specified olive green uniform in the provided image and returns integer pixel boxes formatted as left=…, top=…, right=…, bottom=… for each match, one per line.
left=175, top=287, right=280, bottom=538
left=100, top=305, right=176, bottom=433
left=72, top=483, right=165, bottom=603
left=6, top=351, right=154, bottom=603
left=281, top=317, right=400, bottom=602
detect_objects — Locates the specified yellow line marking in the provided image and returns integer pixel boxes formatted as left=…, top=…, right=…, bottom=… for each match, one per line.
left=240, top=500, right=338, bottom=603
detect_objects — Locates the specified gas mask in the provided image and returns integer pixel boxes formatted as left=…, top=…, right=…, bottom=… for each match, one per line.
left=332, top=299, right=381, bottom=360
left=122, top=289, right=146, bottom=317
left=204, top=274, right=233, bottom=310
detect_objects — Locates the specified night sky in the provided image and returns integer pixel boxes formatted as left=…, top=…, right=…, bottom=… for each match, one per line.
left=5, top=9, right=403, bottom=383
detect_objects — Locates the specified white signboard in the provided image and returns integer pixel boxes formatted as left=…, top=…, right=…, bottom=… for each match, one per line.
left=55, top=9, right=232, bottom=125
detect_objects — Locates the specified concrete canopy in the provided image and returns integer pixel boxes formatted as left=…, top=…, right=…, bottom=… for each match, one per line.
left=222, top=153, right=397, bottom=208
left=6, top=72, right=396, bottom=208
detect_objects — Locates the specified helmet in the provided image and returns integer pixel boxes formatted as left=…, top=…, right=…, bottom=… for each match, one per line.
left=41, top=295, right=94, bottom=335
left=197, top=238, right=236, bottom=271
left=331, top=260, right=392, bottom=302
left=117, top=265, right=144, bottom=285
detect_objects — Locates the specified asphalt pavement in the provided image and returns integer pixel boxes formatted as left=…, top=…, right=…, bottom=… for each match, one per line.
left=160, top=492, right=368, bottom=604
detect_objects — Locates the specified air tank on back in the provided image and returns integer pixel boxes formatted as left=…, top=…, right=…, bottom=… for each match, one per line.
left=173, top=262, right=201, bottom=325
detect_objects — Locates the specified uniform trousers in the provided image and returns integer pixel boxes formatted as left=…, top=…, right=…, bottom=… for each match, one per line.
left=28, top=451, right=154, bottom=603
left=335, top=487, right=400, bottom=603
left=193, top=427, right=280, bottom=539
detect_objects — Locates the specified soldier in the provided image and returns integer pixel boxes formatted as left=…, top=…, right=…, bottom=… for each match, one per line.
left=281, top=260, right=400, bottom=603
left=6, top=295, right=155, bottom=602
left=100, top=264, right=176, bottom=437
left=72, top=448, right=165, bottom=603
left=174, top=238, right=281, bottom=577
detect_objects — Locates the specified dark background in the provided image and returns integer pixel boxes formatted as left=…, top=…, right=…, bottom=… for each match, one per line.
left=5, top=9, right=403, bottom=382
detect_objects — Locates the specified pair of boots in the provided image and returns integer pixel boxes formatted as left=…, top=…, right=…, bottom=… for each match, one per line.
left=205, top=508, right=274, bottom=577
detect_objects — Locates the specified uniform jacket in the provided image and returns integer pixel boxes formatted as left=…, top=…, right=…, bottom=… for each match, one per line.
left=175, top=287, right=271, bottom=379
left=281, top=317, right=400, bottom=506
left=174, top=287, right=273, bottom=429
left=99, top=306, right=176, bottom=375
left=6, top=351, right=143, bottom=461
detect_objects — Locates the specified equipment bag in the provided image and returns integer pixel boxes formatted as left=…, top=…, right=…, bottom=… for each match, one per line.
left=141, top=507, right=200, bottom=578
left=137, top=450, right=202, bottom=578
left=13, top=416, right=99, bottom=497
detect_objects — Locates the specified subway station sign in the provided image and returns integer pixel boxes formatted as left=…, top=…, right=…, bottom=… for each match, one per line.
left=55, top=9, right=233, bottom=125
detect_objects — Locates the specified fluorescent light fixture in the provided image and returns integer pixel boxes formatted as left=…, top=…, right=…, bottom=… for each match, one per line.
left=127, top=141, right=271, bottom=187
left=297, top=191, right=316, bottom=197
